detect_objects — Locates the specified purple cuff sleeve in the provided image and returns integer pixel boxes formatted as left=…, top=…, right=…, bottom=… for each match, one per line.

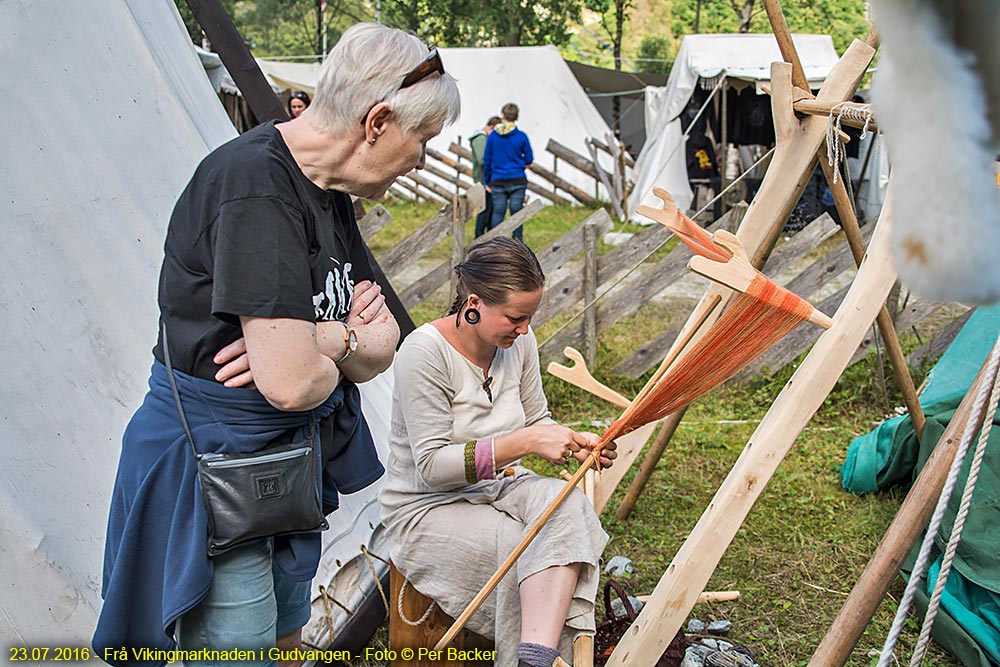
left=474, top=438, right=495, bottom=481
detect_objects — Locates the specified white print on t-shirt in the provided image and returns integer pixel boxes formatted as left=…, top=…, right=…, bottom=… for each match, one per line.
left=313, top=259, right=354, bottom=321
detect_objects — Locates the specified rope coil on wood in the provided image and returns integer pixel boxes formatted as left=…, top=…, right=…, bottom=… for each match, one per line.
left=825, top=102, right=875, bottom=183
left=396, top=579, right=438, bottom=627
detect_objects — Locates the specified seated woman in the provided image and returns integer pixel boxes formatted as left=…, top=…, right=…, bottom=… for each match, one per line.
left=380, top=237, right=617, bottom=667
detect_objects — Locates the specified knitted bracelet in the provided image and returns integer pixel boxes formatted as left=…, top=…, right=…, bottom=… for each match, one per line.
left=463, top=441, right=478, bottom=484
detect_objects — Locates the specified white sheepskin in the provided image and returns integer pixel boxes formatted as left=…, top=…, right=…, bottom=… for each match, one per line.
left=871, top=0, right=1000, bottom=303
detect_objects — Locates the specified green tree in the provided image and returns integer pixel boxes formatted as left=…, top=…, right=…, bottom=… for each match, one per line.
left=637, top=36, right=672, bottom=75
left=382, top=0, right=585, bottom=47
left=669, top=0, right=869, bottom=53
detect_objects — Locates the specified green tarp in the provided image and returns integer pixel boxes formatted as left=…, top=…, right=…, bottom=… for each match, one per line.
left=841, top=304, right=1000, bottom=666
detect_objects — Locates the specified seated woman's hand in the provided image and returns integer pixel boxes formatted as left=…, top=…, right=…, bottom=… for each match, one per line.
left=576, top=432, right=617, bottom=469
left=523, top=424, right=590, bottom=465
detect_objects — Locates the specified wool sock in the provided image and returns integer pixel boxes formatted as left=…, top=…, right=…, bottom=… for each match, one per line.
left=517, top=642, right=560, bottom=667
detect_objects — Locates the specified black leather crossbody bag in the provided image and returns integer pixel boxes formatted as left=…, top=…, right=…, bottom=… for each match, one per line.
left=162, top=324, right=328, bottom=556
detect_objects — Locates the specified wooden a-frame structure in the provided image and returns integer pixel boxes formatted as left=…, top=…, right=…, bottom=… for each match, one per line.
left=539, top=2, right=961, bottom=664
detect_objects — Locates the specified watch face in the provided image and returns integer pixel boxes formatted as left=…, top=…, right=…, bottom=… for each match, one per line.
left=347, top=327, right=358, bottom=351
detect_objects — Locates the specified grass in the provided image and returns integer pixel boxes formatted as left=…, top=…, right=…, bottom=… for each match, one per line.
left=352, top=198, right=964, bottom=667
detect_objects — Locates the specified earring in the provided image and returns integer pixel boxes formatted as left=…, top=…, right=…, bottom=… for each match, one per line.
left=368, top=137, right=377, bottom=144
left=464, top=308, right=480, bottom=325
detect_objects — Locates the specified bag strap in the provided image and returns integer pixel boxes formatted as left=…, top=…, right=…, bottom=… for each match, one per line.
left=161, top=321, right=200, bottom=460
left=160, top=321, right=317, bottom=458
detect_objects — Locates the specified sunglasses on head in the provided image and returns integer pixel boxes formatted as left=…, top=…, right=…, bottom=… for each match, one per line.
left=359, top=49, right=446, bottom=125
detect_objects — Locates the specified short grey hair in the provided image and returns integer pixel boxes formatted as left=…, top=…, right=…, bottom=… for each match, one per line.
left=310, top=23, right=460, bottom=136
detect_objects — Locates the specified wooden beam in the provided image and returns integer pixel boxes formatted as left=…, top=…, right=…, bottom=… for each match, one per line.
left=547, top=139, right=601, bottom=182
left=527, top=162, right=598, bottom=206
left=794, top=100, right=878, bottom=131
left=763, top=0, right=811, bottom=93
left=607, top=195, right=898, bottom=666
left=377, top=205, right=452, bottom=278
left=357, top=204, right=393, bottom=241
left=407, top=172, right=454, bottom=202
left=590, top=137, right=636, bottom=168
left=183, top=0, right=287, bottom=122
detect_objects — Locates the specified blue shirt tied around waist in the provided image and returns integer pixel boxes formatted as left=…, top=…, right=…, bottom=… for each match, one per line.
left=94, top=360, right=383, bottom=664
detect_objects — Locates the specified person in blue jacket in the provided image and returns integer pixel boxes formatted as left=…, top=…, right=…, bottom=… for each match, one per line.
left=483, top=102, right=533, bottom=241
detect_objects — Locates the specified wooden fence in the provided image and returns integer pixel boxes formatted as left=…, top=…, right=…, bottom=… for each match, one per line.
left=390, top=135, right=635, bottom=214
left=362, top=197, right=967, bottom=384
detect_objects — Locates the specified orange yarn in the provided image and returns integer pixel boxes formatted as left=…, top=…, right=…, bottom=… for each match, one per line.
left=597, top=274, right=813, bottom=447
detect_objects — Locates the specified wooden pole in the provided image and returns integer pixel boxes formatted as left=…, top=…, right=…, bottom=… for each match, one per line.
left=793, top=100, right=878, bottom=131
left=574, top=635, right=594, bottom=667
left=763, top=0, right=810, bottom=92
left=806, top=358, right=997, bottom=667
left=583, top=221, right=599, bottom=368
left=616, top=410, right=686, bottom=520
left=450, top=197, right=466, bottom=302
left=610, top=42, right=873, bottom=525
left=818, top=152, right=926, bottom=440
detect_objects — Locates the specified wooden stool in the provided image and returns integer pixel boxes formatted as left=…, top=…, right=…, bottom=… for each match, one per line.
left=388, top=563, right=594, bottom=667
left=389, top=563, right=494, bottom=666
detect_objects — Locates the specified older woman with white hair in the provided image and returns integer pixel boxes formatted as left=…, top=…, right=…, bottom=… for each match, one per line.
left=94, top=23, right=460, bottom=667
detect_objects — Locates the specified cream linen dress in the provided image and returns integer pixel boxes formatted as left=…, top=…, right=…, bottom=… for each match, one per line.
left=379, top=323, right=608, bottom=666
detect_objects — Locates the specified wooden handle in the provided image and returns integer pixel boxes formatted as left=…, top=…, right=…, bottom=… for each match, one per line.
left=547, top=347, right=631, bottom=409
left=689, top=231, right=834, bottom=330
left=636, top=591, right=740, bottom=604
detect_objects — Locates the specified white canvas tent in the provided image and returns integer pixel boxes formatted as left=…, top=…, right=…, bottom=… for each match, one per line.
left=0, top=0, right=391, bottom=657
left=630, top=33, right=841, bottom=219
left=432, top=46, right=619, bottom=198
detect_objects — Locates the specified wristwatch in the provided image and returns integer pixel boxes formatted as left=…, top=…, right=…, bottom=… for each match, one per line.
left=336, top=323, right=358, bottom=363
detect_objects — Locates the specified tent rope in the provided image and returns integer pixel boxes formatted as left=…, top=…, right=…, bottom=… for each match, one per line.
left=908, top=348, right=1000, bottom=666
left=537, top=147, right=775, bottom=351
left=360, top=545, right=390, bottom=615
left=876, top=331, right=1000, bottom=667
left=317, top=585, right=337, bottom=644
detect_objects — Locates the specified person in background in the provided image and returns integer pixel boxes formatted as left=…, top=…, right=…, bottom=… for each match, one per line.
left=484, top=102, right=533, bottom=241
left=288, top=90, right=311, bottom=118
left=380, top=237, right=617, bottom=667
left=470, top=115, right=501, bottom=238
left=94, top=23, right=460, bottom=667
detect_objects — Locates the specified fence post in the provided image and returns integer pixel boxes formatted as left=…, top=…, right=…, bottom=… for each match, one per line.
left=582, top=220, right=599, bottom=368
left=450, top=195, right=467, bottom=302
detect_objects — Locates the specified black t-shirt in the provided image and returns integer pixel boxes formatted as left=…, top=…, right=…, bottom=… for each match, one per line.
left=153, top=121, right=374, bottom=378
